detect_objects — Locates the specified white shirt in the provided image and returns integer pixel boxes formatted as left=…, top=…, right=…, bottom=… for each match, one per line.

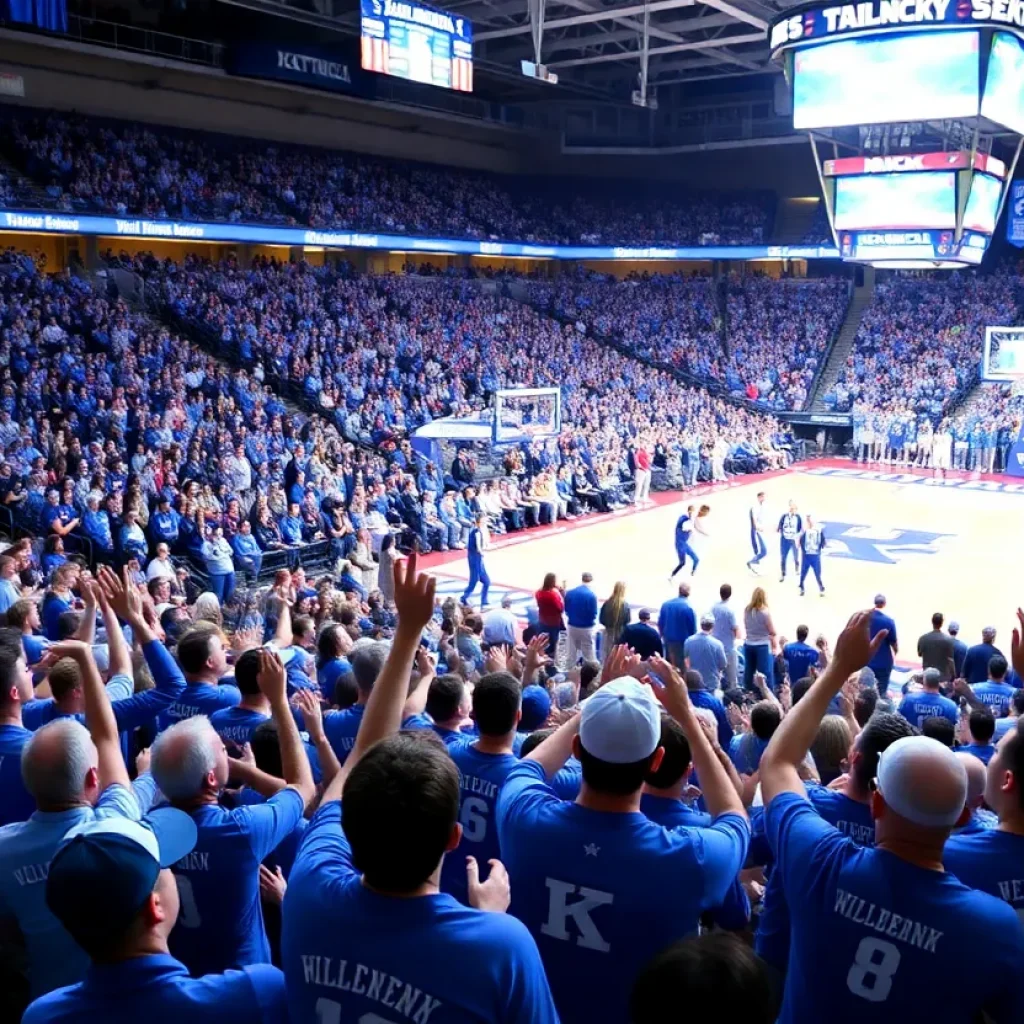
left=750, top=504, right=764, bottom=531
left=146, top=557, right=176, bottom=581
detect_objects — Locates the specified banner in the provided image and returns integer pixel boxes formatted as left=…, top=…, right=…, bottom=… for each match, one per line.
left=226, top=43, right=366, bottom=97
left=0, top=209, right=843, bottom=260
left=1007, top=181, right=1024, bottom=247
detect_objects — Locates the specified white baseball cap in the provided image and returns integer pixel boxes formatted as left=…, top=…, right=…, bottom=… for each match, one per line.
left=579, top=678, right=661, bottom=764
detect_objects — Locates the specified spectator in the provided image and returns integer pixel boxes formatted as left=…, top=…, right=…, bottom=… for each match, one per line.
left=483, top=595, right=518, bottom=647
left=534, top=573, right=565, bottom=657
left=631, top=933, right=777, bottom=1024
left=960, top=709, right=997, bottom=765
left=867, top=593, right=898, bottom=695
left=150, top=650, right=314, bottom=977
left=962, top=625, right=1004, bottom=685
left=155, top=629, right=239, bottom=731
left=948, top=620, right=968, bottom=678
left=683, top=614, right=727, bottom=690
left=710, top=583, right=741, bottom=687
left=21, top=811, right=288, bottom=1023
left=918, top=611, right=955, bottom=681
left=782, top=624, right=819, bottom=684
left=281, top=556, right=559, bottom=1023
left=0, top=641, right=147, bottom=1000
left=564, top=572, right=598, bottom=667
left=972, top=654, right=1015, bottom=716
left=759, top=609, right=1024, bottom=1022
left=619, top=608, right=663, bottom=661
left=659, top=582, right=697, bottom=668
left=742, top=587, right=776, bottom=693
left=496, top=655, right=748, bottom=1024
left=898, top=668, right=958, bottom=730
left=599, top=581, right=631, bottom=659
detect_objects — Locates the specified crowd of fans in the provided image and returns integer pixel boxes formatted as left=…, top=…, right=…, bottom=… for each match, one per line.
left=532, top=271, right=848, bottom=409
left=0, top=534, right=1022, bottom=1022
left=0, top=107, right=774, bottom=246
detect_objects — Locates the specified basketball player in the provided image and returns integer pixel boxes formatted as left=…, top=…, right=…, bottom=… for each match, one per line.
left=932, top=420, right=952, bottom=478
left=461, top=514, right=491, bottom=607
left=798, top=514, right=825, bottom=597
left=747, top=491, right=768, bottom=575
left=670, top=505, right=699, bottom=578
left=777, top=501, right=802, bottom=583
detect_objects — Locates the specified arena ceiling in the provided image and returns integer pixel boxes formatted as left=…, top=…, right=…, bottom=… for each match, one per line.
left=457, top=0, right=781, bottom=95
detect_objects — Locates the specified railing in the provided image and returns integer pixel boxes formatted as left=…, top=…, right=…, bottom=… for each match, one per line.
left=65, top=15, right=224, bottom=67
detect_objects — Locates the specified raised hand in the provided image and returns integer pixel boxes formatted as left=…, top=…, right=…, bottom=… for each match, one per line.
left=522, top=633, right=552, bottom=683
left=293, top=686, right=325, bottom=741
left=832, top=610, right=888, bottom=677
left=1012, top=608, right=1024, bottom=682
left=415, top=646, right=435, bottom=679
left=259, top=864, right=287, bottom=906
left=256, top=649, right=288, bottom=707
left=96, top=565, right=143, bottom=623
left=600, top=643, right=641, bottom=685
left=646, top=654, right=694, bottom=723
left=393, top=553, right=436, bottom=634
left=466, top=857, right=511, bottom=914
left=484, top=644, right=508, bottom=674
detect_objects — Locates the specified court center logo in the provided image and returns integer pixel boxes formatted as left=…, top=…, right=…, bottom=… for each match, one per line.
left=823, top=522, right=953, bottom=565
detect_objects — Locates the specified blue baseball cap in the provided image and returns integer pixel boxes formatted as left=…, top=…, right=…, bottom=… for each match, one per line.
left=46, top=809, right=197, bottom=950
left=520, top=685, right=552, bottom=731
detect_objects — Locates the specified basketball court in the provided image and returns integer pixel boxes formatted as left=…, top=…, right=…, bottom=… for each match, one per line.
left=423, top=458, right=1024, bottom=673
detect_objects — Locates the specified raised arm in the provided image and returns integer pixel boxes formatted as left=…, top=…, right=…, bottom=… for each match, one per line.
left=294, top=687, right=341, bottom=789
left=94, top=573, right=132, bottom=682
left=760, top=610, right=886, bottom=806
left=258, top=650, right=315, bottom=809
left=72, top=579, right=98, bottom=645
left=321, top=553, right=436, bottom=803
left=402, top=647, right=435, bottom=720
left=48, top=639, right=130, bottom=790
left=650, top=655, right=746, bottom=821
left=272, top=597, right=292, bottom=649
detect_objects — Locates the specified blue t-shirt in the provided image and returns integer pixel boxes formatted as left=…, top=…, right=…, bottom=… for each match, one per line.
left=440, top=742, right=520, bottom=905
left=21, top=955, right=286, bottom=1024
left=728, top=733, right=769, bottom=775
left=944, top=830, right=1024, bottom=915
left=496, top=759, right=749, bottom=1024
left=756, top=786, right=875, bottom=972
left=658, top=597, right=697, bottom=645
left=168, top=788, right=305, bottom=978
left=897, top=691, right=958, bottom=730
left=0, top=723, right=35, bottom=826
left=783, top=641, right=819, bottom=683
left=0, top=785, right=142, bottom=998
left=323, top=703, right=366, bottom=762
left=564, top=585, right=598, bottom=629
left=766, top=791, right=1024, bottom=1023
left=972, top=680, right=1015, bottom=717
left=157, top=682, right=241, bottom=732
left=209, top=705, right=269, bottom=746
left=867, top=610, right=897, bottom=674
left=281, top=801, right=559, bottom=1024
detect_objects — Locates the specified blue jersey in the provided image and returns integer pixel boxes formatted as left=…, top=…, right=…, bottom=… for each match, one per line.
left=756, top=786, right=875, bottom=972
left=0, top=785, right=142, bottom=998
left=783, top=641, right=819, bottom=684
left=467, top=527, right=485, bottom=562
left=157, top=682, right=241, bottom=732
left=972, top=680, right=1015, bottom=717
left=640, top=794, right=749, bottom=930
left=767, top=792, right=1024, bottom=1023
left=281, top=802, right=559, bottom=1024
left=897, top=691, right=958, bottom=730
left=322, top=703, right=366, bottom=762
left=0, top=723, right=35, bottom=826
left=21, top=955, right=286, bottom=1024
left=209, top=706, right=269, bottom=746
left=496, top=759, right=749, bottom=1024
left=944, top=830, right=1024, bottom=916
left=440, top=742, right=519, bottom=905
left=168, top=788, right=305, bottom=977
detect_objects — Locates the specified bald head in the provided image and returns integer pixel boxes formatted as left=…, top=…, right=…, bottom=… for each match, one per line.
left=21, top=718, right=97, bottom=809
left=954, top=751, right=986, bottom=812
left=875, top=736, right=967, bottom=832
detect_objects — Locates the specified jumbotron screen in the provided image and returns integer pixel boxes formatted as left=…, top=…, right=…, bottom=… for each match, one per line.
left=834, top=172, right=957, bottom=232
left=981, top=32, right=1024, bottom=135
left=792, top=30, right=980, bottom=129
left=360, top=0, right=473, bottom=92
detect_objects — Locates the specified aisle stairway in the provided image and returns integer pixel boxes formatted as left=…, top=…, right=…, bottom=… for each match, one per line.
left=809, top=273, right=875, bottom=412
left=0, top=152, right=57, bottom=210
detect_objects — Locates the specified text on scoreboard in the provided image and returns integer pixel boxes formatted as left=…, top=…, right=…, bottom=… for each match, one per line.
left=360, top=0, right=473, bottom=92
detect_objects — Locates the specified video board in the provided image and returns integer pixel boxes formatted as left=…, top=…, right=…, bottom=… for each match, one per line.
left=981, top=31, right=1024, bottom=134
left=833, top=172, right=957, bottom=231
left=793, top=30, right=980, bottom=129
left=360, top=0, right=473, bottom=92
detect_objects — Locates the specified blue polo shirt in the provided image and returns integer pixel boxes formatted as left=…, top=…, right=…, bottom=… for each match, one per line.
left=897, top=690, right=958, bottom=729
left=658, top=597, right=697, bottom=645
left=21, top=955, right=286, bottom=1024
left=564, top=585, right=598, bottom=629
left=867, top=608, right=897, bottom=675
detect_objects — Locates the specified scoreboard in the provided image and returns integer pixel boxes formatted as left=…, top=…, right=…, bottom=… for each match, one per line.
left=360, top=0, right=473, bottom=92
